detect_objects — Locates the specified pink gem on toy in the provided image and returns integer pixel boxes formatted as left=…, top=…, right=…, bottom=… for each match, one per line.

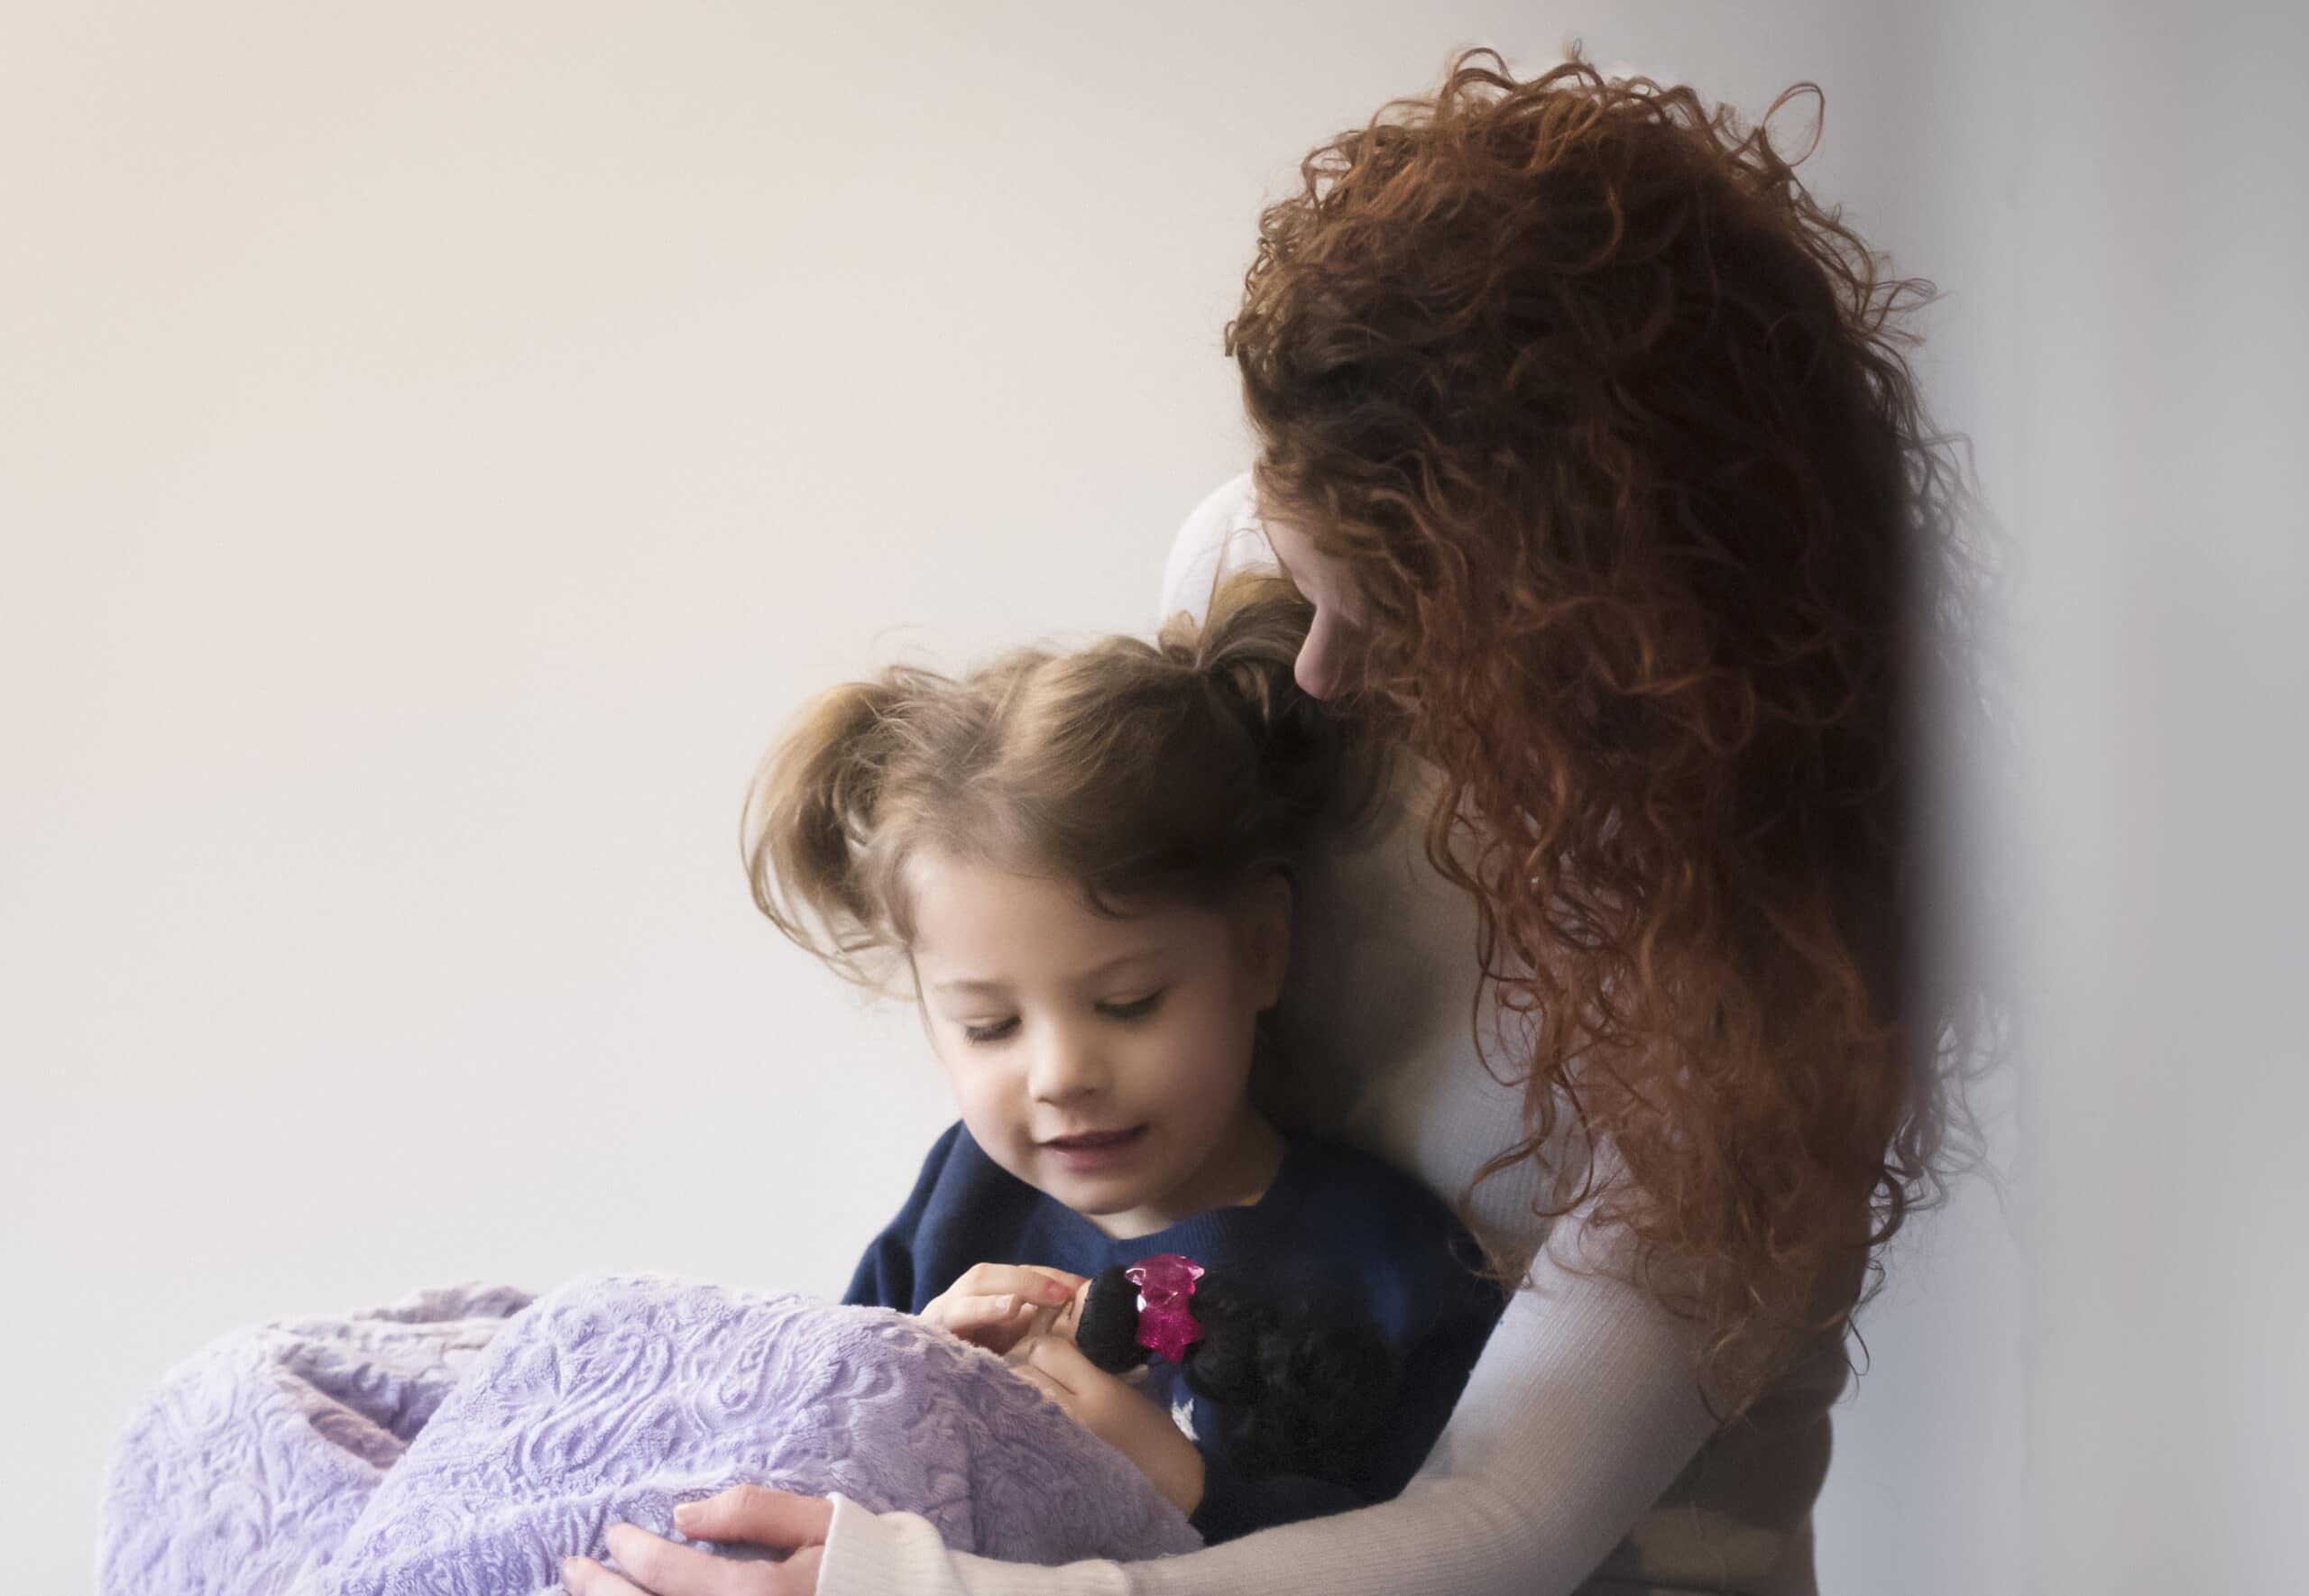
left=1126, top=1252, right=1207, bottom=1363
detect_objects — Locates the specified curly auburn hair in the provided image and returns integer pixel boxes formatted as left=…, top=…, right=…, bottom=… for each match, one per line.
left=1228, top=50, right=1985, bottom=1405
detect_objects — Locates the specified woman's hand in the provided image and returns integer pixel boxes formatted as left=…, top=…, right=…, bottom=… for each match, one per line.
left=919, top=1262, right=1085, bottom=1354
left=1013, top=1335, right=1206, bottom=1518
left=561, top=1486, right=831, bottom=1596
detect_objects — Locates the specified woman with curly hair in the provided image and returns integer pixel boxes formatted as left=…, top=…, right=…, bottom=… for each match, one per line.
left=576, top=49, right=1983, bottom=1596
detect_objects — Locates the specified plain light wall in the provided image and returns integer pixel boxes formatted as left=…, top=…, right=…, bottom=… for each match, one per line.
left=2001, top=6, right=2309, bottom=1591
left=9, top=4, right=2297, bottom=1592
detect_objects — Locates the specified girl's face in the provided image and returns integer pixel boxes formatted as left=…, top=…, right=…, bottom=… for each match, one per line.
left=1262, top=513, right=1368, bottom=702
left=906, top=852, right=1290, bottom=1237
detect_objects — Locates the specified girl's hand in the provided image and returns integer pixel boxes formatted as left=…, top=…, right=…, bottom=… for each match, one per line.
left=561, top=1486, right=830, bottom=1596
left=919, top=1262, right=1084, bottom=1354
left=1014, top=1335, right=1206, bottom=1518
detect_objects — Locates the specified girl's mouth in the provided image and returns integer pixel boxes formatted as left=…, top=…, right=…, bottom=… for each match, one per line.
left=1041, top=1124, right=1148, bottom=1171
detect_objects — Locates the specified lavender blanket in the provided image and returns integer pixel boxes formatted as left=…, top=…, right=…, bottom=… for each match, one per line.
left=99, top=1274, right=1200, bottom=1596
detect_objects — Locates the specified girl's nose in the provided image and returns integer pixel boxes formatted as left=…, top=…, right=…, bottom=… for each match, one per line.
left=1027, top=1024, right=1109, bottom=1103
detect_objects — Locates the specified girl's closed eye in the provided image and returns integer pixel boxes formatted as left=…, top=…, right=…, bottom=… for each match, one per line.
left=961, top=993, right=1163, bottom=1043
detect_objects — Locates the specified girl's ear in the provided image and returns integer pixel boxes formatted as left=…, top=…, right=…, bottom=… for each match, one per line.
left=1240, top=872, right=1293, bottom=1012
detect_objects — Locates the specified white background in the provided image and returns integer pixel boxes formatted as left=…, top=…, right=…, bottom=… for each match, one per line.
left=5, top=4, right=2301, bottom=1592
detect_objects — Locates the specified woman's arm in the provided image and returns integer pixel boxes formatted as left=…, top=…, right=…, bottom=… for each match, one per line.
left=813, top=1219, right=1720, bottom=1596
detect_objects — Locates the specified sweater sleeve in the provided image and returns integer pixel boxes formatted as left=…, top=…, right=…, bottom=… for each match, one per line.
left=813, top=1211, right=1722, bottom=1596
left=842, top=1123, right=966, bottom=1310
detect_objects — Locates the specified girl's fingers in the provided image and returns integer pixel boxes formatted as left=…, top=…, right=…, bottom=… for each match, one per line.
left=939, top=1293, right=1034, bottom=1346
left=671, top=1485, right=833, bottom=1550
left=921, top=1266, right=1084, bottom=1352
left=952, top=1292, right=1031, bottom=1325
left=952, top=1263, right=1082, bottom=1306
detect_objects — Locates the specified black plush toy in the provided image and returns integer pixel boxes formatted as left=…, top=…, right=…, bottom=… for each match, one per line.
left=1074, top=1261, right=1396, bottom=1484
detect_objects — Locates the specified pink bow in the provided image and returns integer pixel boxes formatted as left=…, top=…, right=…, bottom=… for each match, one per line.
left=1126, top=1252, right=1207, bottom=1363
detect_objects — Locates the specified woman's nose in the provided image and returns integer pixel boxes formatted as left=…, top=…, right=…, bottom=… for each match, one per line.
left=1294, top=610, right=1363, bottom=701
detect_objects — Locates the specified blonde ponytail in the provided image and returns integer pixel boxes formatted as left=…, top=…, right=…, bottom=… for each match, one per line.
left=742, top=572, right=1382, bottom=981
left=741, top=676, right=915, bottom=984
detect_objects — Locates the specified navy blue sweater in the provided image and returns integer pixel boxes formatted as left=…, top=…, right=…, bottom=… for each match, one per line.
left=844, top=1122, right=1506, bottom=1544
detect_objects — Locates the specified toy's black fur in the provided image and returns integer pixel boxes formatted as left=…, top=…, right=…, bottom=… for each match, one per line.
left=1078, top=1265, right=1394, bottom=1482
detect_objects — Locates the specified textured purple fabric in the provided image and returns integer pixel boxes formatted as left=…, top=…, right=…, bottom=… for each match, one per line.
left=98, top=1274, right=1200, bottom=1596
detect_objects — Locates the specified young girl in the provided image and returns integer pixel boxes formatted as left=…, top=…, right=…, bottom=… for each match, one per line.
left=740, top=573, right=1504, bottom=1543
